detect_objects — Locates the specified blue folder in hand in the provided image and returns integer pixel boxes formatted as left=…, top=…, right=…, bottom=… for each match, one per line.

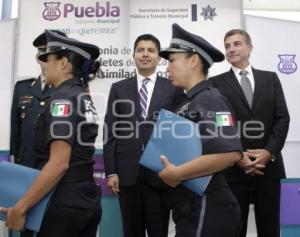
left=0, top=161, right=54, bottom=232
left=139, top=109, right=211, bottom=196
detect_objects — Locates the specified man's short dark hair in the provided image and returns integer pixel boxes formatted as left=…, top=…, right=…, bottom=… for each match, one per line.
left=224, top=29, right=252, bottom=45
left=133, top=34, right=161, bottom=52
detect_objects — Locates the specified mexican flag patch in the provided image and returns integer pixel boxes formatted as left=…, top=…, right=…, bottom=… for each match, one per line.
left=215, top=112, right=234, bottom=127
left=51, top=101, right=71, bottom=117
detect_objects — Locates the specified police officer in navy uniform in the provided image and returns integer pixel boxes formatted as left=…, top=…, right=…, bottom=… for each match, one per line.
left=1, top=31, right=101, bottom=237
left=158, top=24, right=243, bottom=237
left=9, top=30, right=67, bottom=237
left=10, top=30, right=67, bottom=168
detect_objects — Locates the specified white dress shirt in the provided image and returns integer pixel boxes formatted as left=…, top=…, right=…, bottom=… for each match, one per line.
left=41, top=74, right=46, bottom=91
left=232, top=64, right=255, bottom=92
left=137, top=72, right=157, bottom=114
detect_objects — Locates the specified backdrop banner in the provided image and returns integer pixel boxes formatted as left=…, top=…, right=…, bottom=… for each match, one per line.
left=245, top=15, right=300, bottom=142
left=15, top=0, right=242, bottom=195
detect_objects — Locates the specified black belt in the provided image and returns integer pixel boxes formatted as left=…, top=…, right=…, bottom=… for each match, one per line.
left=61, top=165, right=94, bottom=183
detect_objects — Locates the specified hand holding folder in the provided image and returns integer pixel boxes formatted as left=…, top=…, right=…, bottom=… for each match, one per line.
left=159, top=155, right=183, bottom=187
left=0, top=161, right=54, bottom=232
left=139, top=109, right=211, bottom=196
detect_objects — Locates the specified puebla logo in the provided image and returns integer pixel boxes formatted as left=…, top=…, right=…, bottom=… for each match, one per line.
left=278, top=54, right=297, bottom=74
left=43, top=1, right=120, bottom=21
left=43, top=2, right=61, bottom=21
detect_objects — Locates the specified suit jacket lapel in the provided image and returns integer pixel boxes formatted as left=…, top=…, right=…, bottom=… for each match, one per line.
left=126, top=76, right=143, bottom=121
left=251, top=67, right=262, bottom=111
left=147, top=76, right=167, bottom=120
left=224, top=69, right=251, bottom=110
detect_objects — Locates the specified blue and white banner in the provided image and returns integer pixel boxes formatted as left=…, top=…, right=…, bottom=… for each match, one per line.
left=16, top=0, right=242, bottom=149
left=16, top=0, right=130, bottom=148
left=128, top=0, right=242, bottom=76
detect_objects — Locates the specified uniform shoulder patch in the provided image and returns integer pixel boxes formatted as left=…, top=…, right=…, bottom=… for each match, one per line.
left=83, top=98, right=98, bottom=122
left=215, top=112, right=234, bottom=127
left=16, top=78, right=35, bottom=85
left=51, top=100, right=72, bottom=117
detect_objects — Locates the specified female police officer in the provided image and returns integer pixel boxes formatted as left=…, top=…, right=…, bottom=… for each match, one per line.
left=158, top=24, right=243, bottom=237
left=0, top=30, right=101, bottom=237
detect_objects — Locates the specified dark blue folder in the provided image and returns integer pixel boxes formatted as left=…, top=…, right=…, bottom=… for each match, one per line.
left=0, top=161, right=54, bottom=232
left=139, top=109, right=211, bottom=196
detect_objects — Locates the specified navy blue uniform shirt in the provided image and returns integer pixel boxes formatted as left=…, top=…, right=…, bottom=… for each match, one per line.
left=34, top=78, right=98, bottom=174
left=164, top=80, right=242, bottom=207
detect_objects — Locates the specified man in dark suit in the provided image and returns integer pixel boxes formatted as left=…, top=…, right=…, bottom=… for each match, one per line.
left=10, top=30, right=66, bottom=237
left=210, top=29, right=290, bottom=237
left=103, top=34, right=182, bottom=237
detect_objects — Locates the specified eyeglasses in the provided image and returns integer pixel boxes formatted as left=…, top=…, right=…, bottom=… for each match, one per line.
left=37, top=47, right=47, bottom=54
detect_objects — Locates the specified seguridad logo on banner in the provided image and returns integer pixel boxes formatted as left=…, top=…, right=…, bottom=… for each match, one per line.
left=127, top=0, right=242, bottom=77
left=278, top=54, right=297, bottom=75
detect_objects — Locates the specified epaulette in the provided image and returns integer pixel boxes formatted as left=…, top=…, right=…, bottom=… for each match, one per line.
left=15, top=78, right=37, bottom=87
left=15, top=78, right=36, bottom=84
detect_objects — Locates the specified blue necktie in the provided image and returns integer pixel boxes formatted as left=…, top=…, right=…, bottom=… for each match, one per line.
left=139, top=78, right=150, bottom=119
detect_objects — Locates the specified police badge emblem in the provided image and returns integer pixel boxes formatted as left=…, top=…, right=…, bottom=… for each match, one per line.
left=43, top=2, right=61, bottom=21
left=278, top=54, right=297, bottom=74
left=200, top=5, right=217, bottom=21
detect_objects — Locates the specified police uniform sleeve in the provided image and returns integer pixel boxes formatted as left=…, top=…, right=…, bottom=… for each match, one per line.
left=194, top=90, right=242, bottom=155
left=45, top=92, right=78, bottom=146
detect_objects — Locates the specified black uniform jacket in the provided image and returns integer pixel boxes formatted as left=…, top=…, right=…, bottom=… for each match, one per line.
left=10, top=77, right=53, bottom=167
left=164, top=80, right=243, bottom=207
left=34, top=78, right=98, bottom=182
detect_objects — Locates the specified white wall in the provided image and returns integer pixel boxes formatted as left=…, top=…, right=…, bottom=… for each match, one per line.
left=0, top=19, right=16, bottom=150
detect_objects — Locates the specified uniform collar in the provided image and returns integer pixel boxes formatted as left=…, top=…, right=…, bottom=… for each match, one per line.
left=56, top=77, right=82, bottom=89
left=186, top=80, right=212, bottom=99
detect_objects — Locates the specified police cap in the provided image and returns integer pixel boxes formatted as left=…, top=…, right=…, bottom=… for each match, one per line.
left=159, top=23, right=224, bottom=66
left=33, top=30, right=67, bottom=47
left=38, top=30, right=100, bottom=62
